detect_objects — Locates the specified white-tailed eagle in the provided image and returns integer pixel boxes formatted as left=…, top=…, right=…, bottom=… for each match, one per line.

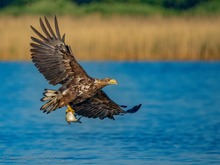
left=30, top=16, right=141, bottom=122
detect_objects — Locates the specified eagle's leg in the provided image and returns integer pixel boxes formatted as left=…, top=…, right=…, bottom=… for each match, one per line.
left=66, top=104, right=75, bottom=114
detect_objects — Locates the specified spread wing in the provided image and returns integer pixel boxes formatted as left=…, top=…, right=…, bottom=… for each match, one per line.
left=71, top=90, right=141, bottom=120
left=30, top=16, right=90, bottom=85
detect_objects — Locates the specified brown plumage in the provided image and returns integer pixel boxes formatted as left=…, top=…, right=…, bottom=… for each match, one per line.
left=30, top=16, right=141, bottom=120
left=71, top=90, right=141, bottom=120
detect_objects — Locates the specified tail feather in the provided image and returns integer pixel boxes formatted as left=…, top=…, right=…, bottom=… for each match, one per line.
left=40, top=99, right=55, bottom=111
left=40, top=89, right=60, bottom=113
left=41, top=96, right=53, bottom=101
left=45, top=89, right=57, bottom=93
left=46, top=103, right=59, bottom=114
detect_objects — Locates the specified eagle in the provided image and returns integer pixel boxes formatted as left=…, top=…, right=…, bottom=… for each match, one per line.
left=30, top=16, right=141, bottom=122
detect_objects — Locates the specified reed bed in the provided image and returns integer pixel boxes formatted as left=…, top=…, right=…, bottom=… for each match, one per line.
left=0, top=15, right=220, bottom=61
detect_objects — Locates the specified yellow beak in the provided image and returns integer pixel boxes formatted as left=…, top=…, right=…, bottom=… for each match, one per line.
left=108, top=79, right=118, bottom=85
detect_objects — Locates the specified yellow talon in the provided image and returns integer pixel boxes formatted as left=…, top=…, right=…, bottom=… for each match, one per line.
left=65, top=104, right=82, bottom=124
left=66, top=104, right=75, bottom=114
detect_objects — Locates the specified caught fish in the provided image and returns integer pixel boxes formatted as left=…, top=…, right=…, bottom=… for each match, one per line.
left=65, top=109, right=82, bottom=124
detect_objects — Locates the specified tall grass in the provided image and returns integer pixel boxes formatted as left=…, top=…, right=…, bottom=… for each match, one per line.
left=0, top=15, right=220, bottom=61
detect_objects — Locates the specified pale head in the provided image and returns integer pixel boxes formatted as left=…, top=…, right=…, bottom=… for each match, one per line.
left=94, top=78, right=117, bottom=88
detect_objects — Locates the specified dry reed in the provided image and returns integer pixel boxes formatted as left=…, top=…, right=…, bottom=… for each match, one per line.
left=0, top=15, right=220, bottom=61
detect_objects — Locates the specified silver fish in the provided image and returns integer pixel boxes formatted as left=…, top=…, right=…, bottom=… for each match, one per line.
left=65, top=110, right=82, bottom=124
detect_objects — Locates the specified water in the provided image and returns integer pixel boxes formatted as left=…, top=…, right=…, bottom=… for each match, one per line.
left=0, top=61, right=219, bottom=164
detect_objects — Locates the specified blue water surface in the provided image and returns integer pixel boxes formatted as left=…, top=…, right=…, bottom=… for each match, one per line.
left=0, top=61, right=220, bottom=165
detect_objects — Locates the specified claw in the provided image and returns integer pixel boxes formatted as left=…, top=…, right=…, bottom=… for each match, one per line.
left=66, top=104, right=75, bottom=114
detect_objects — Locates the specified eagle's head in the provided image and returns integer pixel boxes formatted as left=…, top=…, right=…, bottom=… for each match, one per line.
left=94, top=78, right=117, bottom=88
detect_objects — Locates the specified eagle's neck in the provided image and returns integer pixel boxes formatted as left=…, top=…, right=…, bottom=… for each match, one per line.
left=93, top=79, right=108, bottom=89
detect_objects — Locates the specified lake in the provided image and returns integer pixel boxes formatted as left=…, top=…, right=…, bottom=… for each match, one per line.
left=0, top=61, right=219, bottom=164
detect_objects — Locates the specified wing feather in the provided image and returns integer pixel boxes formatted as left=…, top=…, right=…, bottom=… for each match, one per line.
left=30, top=16, right=90, bottom=85
left=39, top=18, right=52, bottom=39
left=91, top=108, right=103, bottom=118
left=44, top=17, right=56, bottom=39
left=30, top=26, right=48, bottom=42
left=71, top=90, right=141, bottom=120
left=54, top=16, right=62, bottom=40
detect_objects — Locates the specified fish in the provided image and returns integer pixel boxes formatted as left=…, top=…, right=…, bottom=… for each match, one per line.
left=65, top=109, right=82, bottom=124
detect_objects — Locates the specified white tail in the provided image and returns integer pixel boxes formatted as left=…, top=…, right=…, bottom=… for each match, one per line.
left=40, top=89, right=60, bottom=113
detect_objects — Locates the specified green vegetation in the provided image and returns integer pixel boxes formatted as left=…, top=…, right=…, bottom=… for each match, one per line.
left=1, top=0, right=220, bottom=16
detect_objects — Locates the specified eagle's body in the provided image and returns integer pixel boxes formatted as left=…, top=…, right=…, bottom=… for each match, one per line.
left=30, top=16, right=141, bottom=120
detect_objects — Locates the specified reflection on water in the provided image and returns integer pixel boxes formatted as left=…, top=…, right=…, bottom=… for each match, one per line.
left=0, top=62, right=220, bottom=164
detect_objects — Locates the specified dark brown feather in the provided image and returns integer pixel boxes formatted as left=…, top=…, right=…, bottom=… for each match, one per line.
left=54, top=15, right=62, bottom=40
left=30, top=16, right=90, bottom=86
left=71, top=90, right=141, bottom=120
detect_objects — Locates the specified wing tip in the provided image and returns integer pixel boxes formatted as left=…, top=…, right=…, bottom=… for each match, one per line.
left=126, top=104, right=142, bottom=114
